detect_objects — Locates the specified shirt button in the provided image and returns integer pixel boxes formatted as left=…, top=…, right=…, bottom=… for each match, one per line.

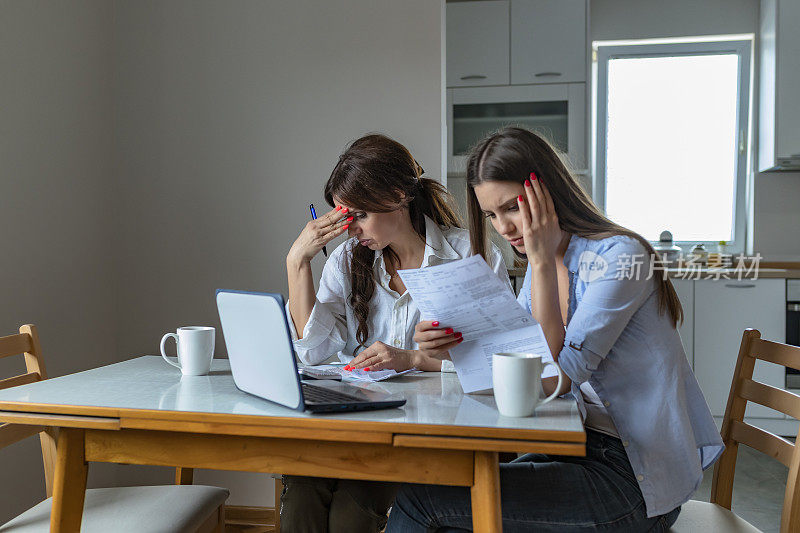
left=603, top=400, right=610, bottom=407
left=394, top=339, right=401, bottom=346
left=622, top=441, right=629, bottom=447
left=636, top=475, right=644, bottom=482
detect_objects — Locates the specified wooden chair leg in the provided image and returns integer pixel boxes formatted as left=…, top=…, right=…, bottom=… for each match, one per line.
left=176, top=466, right=194, bottom=485
left=274, top=475, right=284, bottom=532
left=216, top=504, right=225, bottom=533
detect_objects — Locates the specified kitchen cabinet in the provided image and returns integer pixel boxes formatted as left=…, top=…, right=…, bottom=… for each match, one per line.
left=510, top=0, right=587, bottom=85
left=758, top=0, right=800, bottom=171
left=693, top=279, right=786, bottom=419
left=446, top=1, right=509, bottom=87
left=671, top=279, right=694, bottom=367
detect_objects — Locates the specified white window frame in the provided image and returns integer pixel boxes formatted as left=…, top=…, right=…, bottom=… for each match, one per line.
left=594, top=39, right=752, bottom=251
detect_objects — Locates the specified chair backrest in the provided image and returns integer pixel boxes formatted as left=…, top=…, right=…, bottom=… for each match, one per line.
left=710, top=328, right=800, bottom=533
left=0, top=324, right=58, bottom=497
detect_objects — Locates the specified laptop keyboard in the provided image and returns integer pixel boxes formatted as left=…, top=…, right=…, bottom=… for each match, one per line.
left=302, top=382, right=367, bottom=404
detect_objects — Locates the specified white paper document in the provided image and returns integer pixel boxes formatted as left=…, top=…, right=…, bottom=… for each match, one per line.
left=398, top=255, right=550, bottom=393
left=310, top=365, right=419, bottom=383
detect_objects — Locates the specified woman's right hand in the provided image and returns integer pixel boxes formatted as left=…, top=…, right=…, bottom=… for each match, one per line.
left=287, top=206, right=351, bottom=264
left=413, top=320, right=463, bottom=358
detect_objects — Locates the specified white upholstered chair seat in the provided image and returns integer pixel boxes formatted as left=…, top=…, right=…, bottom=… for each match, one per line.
left=0, top=485, right=229, bottom=532
left=669, top=500, right=762, bottom=533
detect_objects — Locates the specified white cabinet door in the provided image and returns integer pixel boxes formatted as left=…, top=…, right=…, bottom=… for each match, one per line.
left=446, top=1, right=509, bottom=87
left=694, top=279, right=786, bottom=418
left=511, top=0, right=586, bottom=85
left=758, top=0, right=800, bottom=171
left=671, top=279, right=694, bottom=368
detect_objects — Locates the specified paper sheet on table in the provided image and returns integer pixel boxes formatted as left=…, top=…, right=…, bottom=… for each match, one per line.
left=398, top=255, right=551, bottom=393
left=312, top=365, right=420, bottom=383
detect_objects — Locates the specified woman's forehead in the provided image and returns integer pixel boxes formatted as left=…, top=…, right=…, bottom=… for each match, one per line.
left=473, top=180, right=523, bottom=204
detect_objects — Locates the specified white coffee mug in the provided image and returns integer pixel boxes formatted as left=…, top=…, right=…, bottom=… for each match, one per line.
left=492, top=352, right=564, bottom=417
left=160, top=326, right=215, bottom=376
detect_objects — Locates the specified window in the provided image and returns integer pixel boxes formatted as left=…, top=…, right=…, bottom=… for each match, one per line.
left=594, top=39, right=752, bottom=248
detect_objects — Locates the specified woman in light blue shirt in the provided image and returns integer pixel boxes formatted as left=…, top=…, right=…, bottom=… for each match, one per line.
left=387, top=127, right=724, bottom=532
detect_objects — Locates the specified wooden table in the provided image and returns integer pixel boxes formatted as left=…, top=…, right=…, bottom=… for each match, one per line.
left=0, top=356, right=584, bottom=532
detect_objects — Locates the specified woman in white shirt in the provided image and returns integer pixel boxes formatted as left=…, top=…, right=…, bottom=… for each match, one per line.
left=281, top=133, right=509, bottom=533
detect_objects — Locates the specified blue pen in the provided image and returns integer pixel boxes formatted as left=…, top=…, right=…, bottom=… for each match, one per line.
left=309, top=203, right=328, bottom=257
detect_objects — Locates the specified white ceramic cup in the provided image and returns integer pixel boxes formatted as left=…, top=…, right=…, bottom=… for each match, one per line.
left=160, top=326, right=215, bottom=376
left=492, top=352, right=564, bottom=417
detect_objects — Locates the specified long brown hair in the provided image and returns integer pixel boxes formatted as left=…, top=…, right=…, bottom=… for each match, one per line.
left=324, top=134, right=462, bottom=347
left=466, top=126, right=683, bottom=327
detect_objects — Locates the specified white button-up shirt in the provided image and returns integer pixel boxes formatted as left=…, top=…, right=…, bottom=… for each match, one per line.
left=287, top=216, right=511, bottom=370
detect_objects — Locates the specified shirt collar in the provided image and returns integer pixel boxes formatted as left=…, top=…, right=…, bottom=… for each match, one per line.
left=422, top=215, right=460, bottom=265
left=372, top=215, right=461, bottom=271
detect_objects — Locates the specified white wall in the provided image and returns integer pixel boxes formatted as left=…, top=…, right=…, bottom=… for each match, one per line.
left=112, top=0, right=444, bottom=506
left=0, top=0, right=119, bottom=522
left=591, top=0, right=800, bottom=259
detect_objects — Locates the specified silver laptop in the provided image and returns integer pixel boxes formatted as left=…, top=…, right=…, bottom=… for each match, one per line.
left=215, top=289, right=406, bottom=413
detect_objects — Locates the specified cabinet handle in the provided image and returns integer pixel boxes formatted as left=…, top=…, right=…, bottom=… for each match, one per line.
left=724, top=283, right=757, bottom=289
left=788, top=304, right=800, bottom=312
left=459, top=74, right=487, bottom=80
left=535, top=72, right=562, bottom=77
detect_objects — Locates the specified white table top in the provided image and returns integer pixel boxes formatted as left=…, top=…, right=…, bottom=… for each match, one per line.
left=0, top=356, right=583, bottom=437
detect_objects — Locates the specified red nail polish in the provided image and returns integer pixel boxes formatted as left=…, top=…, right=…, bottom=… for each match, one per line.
left=457, top=337, right=463, bottom=343
left=445, top=328, right=453, bottom=334
left=335, top=205, right=341, bottom=211
left=531, top=172, right=538, bottom=181
left=518, top=195, right=523, bottom=202
left=341, top=207, right=349, bottom=213
left=455, top=332, right=462, bottom=338
left=346, top=216, right=354, bottom=222
left=364, top=367, right=370, bottom=371
left=432, top=321, right=439, bottom=327
left=345, top=365, right=351, bottom=370
left=343, top=224, right=349, bottom=229
left=525, top=179, right=531, bottom=187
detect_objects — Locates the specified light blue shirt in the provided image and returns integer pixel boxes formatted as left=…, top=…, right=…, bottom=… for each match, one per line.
left=517, top=234, right=724, bottom=518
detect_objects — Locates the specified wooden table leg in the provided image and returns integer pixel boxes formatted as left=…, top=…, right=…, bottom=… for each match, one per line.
left=471, top=451, right=501, bottom=533
left=50, top=428, right=88, bottom=532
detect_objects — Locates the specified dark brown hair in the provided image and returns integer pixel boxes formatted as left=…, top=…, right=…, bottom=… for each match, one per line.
left=466, top=126, right=683, bottom=327
left=324, top=134, right=461, bottom=347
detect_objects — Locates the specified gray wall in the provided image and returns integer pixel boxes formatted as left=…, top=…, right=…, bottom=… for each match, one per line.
left=0, top=0, right=443, bottom=516
left=591, top=0, right=800, bottom=259
left=0, top=0, right=119, bottom=522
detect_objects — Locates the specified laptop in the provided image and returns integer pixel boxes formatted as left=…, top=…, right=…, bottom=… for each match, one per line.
left=215, top=289, right=406, bottom=413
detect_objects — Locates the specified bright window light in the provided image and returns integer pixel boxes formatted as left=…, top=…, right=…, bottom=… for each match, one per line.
left=604, top=53, right=741, bottom=242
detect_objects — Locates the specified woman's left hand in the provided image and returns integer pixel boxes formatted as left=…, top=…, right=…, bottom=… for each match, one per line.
left=347, top=341, right=418, bottom=372
left=518, top=173, right=562, bottom=265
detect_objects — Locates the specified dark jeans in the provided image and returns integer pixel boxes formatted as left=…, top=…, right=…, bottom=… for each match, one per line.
left=386, top=430, right=682, bottom=532
left=280, top=475, right=399, bottom=533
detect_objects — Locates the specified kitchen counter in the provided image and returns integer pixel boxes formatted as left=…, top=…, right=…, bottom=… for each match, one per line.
left=507, top=266, right=800, bottom=280
left=665, top=267, right=800, bottom=279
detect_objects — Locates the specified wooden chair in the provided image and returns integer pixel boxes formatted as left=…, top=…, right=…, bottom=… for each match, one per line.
left=670, top=328, right=800, bottom=533
left=0, top=324, right=230, bottom=532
